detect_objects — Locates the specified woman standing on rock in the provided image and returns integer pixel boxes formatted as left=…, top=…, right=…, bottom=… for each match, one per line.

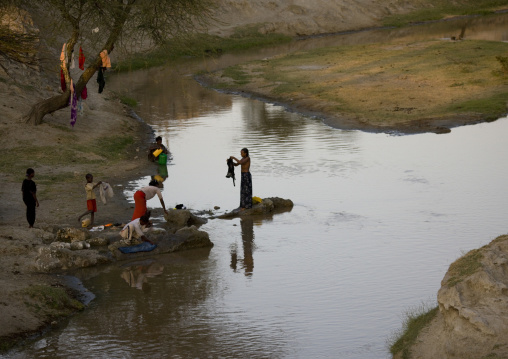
left=21, top=168, right=39, bottom=228
left=229, top=148, right=252, bottom=210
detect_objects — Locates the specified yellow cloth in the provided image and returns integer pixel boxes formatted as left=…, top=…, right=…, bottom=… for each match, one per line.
left=252, top=196, right=262, bottom=204
left=85, top=182, right=96, bottom=200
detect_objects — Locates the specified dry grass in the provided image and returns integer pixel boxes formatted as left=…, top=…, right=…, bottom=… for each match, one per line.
left=207, top=39, right=508, bottom=131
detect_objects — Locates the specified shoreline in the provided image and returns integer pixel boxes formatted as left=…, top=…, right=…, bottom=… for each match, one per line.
left=195, top=74, right=494, bottom=135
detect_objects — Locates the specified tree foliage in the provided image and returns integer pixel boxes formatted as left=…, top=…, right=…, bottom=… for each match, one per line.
left=7, top=0, right=216, bottom=125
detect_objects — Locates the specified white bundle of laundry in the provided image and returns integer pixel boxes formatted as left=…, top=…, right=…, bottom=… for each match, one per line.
left=99, top=182, right=114, bottom=204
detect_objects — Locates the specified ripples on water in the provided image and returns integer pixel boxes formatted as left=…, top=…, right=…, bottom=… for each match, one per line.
left=7, top=13, right=508, bottom=359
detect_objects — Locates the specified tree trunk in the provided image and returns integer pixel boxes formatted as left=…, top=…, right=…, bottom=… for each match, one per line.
left=23, top=91, right=70, bottom=125
left=23, top=1, right=133, bottom=125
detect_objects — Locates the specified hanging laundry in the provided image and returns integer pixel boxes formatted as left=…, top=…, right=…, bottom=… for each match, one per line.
left=79, top=46, right=85, bottom=70
left=80, top=85, right=87, bottom=100
left=70, top=80, right=77, bottom=127
left=60, top=69, right=66, bottom=91
left=97, top=67, right=106, bottom=93
left=99, top=49, right=111, bottom=68
left=60, top=43, right=67, bottom=62
left=70, top=49, right=76, bottom=69
left=77, top=98, right=83, bottom=116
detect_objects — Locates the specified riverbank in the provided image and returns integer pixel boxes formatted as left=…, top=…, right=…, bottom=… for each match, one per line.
left=199, top=36, right=508, bottom=134
left=0, top=58, right=161, bottom=349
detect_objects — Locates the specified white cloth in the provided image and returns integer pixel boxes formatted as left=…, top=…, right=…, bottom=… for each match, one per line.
left=99, top=182, right=114, bottom=204
left=120, top=218, right=150, bottom=243
left=140, top=186, right=162, bottom=201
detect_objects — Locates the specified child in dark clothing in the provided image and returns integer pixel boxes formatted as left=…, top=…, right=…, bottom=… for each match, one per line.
left=21, top=168, right=39, bottom=228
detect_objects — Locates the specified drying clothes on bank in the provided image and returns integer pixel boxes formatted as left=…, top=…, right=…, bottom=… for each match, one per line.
left=119, top=242, right=157, bottom=254
left=99, top=182, right=114, bottom=204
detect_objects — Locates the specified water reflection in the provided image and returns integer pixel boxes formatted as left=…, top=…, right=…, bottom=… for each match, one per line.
left=230, top=218, right=256, bottom=276
left=120, top=260, right=165, bottom=291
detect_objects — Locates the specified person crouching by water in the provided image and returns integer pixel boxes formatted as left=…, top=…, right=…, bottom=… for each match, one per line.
left=132, top=179, right=168, bottom=220
left=21, top=168, right=39, bottom=228
left=229, top=148, right=252, bottom=210
left=148, top=136, right=168, bottom=162
left=120, top=211, right=154, bottom=245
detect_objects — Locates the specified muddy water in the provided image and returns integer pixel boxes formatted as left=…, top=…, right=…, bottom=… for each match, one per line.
left=7, top=13, right=508, bottom=359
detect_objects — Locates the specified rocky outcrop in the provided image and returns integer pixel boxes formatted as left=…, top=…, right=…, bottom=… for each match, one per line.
left=33, top=225, right=213, bottom=272
left=399, top=235, right=508, bottom=358
left=163, top=209, right=208, bottom=233
left=217, top=197, right=293, bottom=219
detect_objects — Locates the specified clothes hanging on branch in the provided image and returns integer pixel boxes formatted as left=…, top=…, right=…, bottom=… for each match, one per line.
left=81, top=85, right=87, bottom=100
left=79, top=46, right=85, bottom=70
left=97, top=67, right=106, bottom=93
left=70, top=80, right=77, bottom=127
left=99, top=49, right=111, bottom=68
left=70, top=50, right=75, bottom=69
left=60, top=69, right=66, bottom=91
left=60, top=43, right=67, bottom=63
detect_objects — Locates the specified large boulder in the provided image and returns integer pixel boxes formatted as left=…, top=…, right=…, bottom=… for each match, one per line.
left=34, top=246, right=112, bottom=272
left=163, top=209, right=208, bottom=233
left=217, top=197, right=293, bottom=219
left=398, top=235, right=508, bottom=358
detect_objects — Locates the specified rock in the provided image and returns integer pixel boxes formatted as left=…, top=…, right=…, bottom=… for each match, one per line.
left=87, top=237, right=109, bottom=247
left=163, top=209, right=208, bottom=233
left=400, top=234, right=508, bottom=358
left=56, top=228, right=90, bottom=243
left=217, top=197, right=293, bottom=219
left=35, top=245, right=112, bottom=272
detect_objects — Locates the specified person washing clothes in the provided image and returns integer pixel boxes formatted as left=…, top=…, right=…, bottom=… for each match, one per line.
left=78, top=173, right=102, bottom=227
left=229, top=147, right=252, bottom=210
left=132, top=179, right=168, bottom=220
left=148, top=136, right=169, bottom=162
left=120, top=212, right=154, bottom=245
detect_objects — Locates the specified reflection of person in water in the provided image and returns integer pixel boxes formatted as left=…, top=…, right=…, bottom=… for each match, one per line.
left=230, top=218, right=255, bottom=276
left=120, top=262, right=165, bottom=291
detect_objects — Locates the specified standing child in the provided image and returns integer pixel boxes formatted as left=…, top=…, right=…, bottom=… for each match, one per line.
left=78, top=173, right=101, bottom=227
left=21, top=168, right=39, bottom=228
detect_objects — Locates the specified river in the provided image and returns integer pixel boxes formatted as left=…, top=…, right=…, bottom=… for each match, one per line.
left=5, top=12, right=508, bottom=359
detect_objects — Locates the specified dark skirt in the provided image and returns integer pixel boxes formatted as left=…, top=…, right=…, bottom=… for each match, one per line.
left=240, top=172, right=252, bottom=209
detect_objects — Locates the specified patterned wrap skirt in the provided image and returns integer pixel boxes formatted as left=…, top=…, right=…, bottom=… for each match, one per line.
left=240, top=172, right=252, bottom=209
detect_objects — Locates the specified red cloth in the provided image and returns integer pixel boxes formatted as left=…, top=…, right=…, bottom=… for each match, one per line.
left=81, top=85, right=87, bottom=100
left=87, top=199, right=97, bottom=213
left=79, top=46, right=85, bottom=70
left=60, top=69, right=66, bottom=91
left=132, top=190, right=147, bottom=220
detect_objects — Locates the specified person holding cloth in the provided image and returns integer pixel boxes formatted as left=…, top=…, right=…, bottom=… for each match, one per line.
left=21, top=168, right=39, bottom=228
left=78, top=173, right=102, bottom=227
left=132, top=179, right=168, bottom=220
left=229, top=148, right=252, bottom=210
